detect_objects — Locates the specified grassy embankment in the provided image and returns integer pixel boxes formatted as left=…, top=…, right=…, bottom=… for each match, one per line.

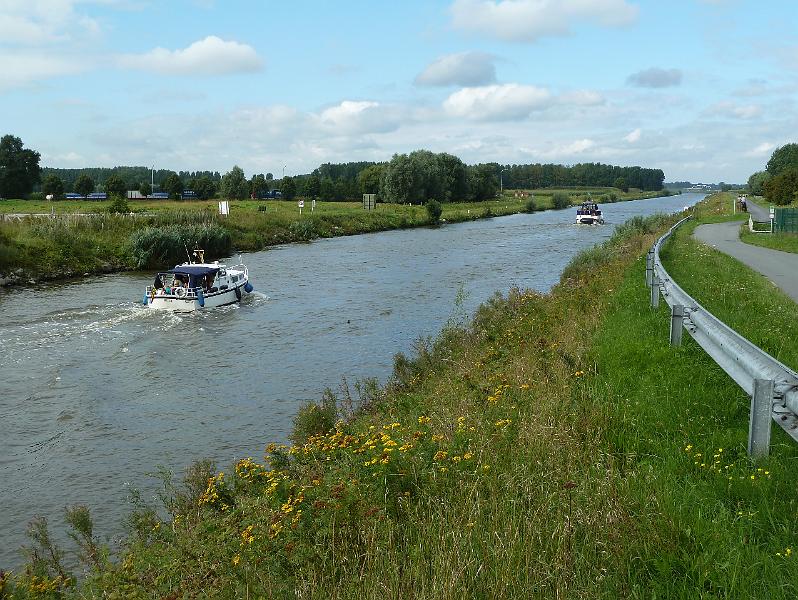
left=5, top=192, right=798, bottom=598
left=739, top=196, right=798, bottom=254
left=0, top=188, right=667, bottom=284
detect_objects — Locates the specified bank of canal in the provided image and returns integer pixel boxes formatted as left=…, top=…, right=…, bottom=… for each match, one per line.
left=0, top=193, right=702, bottom=568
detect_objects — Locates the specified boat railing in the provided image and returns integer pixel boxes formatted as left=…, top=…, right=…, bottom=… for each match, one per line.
left=146, top=285, right=204, bottom=299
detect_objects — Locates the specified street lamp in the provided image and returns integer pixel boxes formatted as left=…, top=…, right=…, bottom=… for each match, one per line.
left=283, top=165, right=286, bottom=179
left=500, top=168, right=508, bottom=194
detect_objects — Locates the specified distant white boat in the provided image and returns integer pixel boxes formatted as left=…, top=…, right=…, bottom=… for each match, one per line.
left=575, top=201, right=604, bottom=225
left=143, top=249, right=253, bottom=312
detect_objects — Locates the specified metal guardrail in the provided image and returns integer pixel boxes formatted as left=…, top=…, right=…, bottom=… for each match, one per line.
left=648, top=216, right=798, bottom=457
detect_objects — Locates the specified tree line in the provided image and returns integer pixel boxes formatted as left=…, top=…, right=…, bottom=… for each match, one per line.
left=748, top=144, right=798, bottom=205
left=1, top=134, right=666, bottom=203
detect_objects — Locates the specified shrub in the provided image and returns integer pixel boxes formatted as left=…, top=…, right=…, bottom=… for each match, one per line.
left=426, top=199, right=443, bottom=225
left=290, top=389, right=338, bottom=445
left=552, top=192, right=571, bottom=210
left=108, top=195, right=130, bottom=214
left=523, top=197, right=537, bottom=213
left=129, top=224, right=231, bottom=269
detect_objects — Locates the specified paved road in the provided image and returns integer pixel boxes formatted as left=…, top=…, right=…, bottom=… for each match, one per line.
left=745, top=198, right=770, bottom=222
left=693, top=221, right=798, bottom=302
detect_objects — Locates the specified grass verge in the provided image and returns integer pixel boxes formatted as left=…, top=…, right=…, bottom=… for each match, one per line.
left=7, top=203, right=798, bottom=598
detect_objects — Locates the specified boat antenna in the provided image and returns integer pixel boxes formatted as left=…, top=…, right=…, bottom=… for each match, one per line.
left=184, top=243, right=192, bottom=263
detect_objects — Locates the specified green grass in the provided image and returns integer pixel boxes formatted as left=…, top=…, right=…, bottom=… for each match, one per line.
left=1, top=189, right=674, bottom=283
left=740, top=227, right=798, bottom=254
left=9, top=202, right=798, bottom=598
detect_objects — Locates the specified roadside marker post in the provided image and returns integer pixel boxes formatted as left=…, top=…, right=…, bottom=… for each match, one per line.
left=298, top=199, right=304, bottom=215
left=650, top=275, right=660, bottom=308
left=748, top=379, right=774, bottom=458
left=670, top=305, right=684, bottom=346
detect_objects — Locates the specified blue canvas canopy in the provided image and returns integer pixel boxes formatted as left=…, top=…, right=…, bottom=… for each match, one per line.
left=168, top=265, right=219, bottom=277
left=167, top=265, right=219, bottom=288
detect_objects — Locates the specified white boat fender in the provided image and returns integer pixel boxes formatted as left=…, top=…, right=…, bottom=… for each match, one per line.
left=244, top=281, right=253, bottom=293
left=197, top=288, right=205, bottom=307
left=175, top=287, right=187, bottom=298
left=235, top=286, right=242, bottom=301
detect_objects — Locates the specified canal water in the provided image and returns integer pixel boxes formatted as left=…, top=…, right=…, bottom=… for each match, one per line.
left=0, top=193, right=702, bottom=568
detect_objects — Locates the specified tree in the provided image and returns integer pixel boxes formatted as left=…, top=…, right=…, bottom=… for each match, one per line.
left=426, top=199, right=443, bottom=225
left=281, top=176, right=296, bottom=200
left=304, top=174, right=321, bottom=199
left=41, top=174, right=65, bottom=199
left=74, top=174, right=95, bottom=197
left=104, top=174, right=127, bottom=198
left=747, top=171, right=770, bottom=195
left=162, top=172, right=183, bottom=199
left=220, top=166, right=249, bottom=199
left=319, top=177, right=336, bottom=201
left=358, top=164, right=384, bottom=196
left=191, top=176, right=217, bottom=200
left=0, top=135, right=41, bottom=198
left=437, top=153, right=468, bottom=201
left=139, top=181, right=152, bottom=197
left=265, top=173, right=274, bottom=181
left=250, top=173, right=268, bottom=198
left=466, top=164, right=499, bottom=201
left=613, top=177, right=628, bottom=192
left=763, top=167, right=798, bottom=206
left=766, top=144, right=798, bottom=177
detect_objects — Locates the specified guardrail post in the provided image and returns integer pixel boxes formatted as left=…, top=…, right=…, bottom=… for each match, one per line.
left=748, top=379, right=774, bottom=458
left=646, top=250, right=654, bottom=288
left=669, top=305, right=684, bottom=346
left=650, top=275, right=660, bottom=308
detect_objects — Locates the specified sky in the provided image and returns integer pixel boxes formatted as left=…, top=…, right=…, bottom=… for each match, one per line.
left=1, top=0, right=797, bottom=183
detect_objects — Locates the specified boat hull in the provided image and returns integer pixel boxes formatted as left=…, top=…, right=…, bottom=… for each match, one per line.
left=146, top=282, right=249, bottom=312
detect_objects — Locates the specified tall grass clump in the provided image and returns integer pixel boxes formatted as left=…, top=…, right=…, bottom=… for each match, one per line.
left=129, top=224, right=231, bottom=269
left=552, top=192, right=571, bottom=210
left=561, top=213, right=675, bottom=282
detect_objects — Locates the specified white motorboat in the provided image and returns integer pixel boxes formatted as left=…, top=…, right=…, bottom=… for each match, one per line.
left=575, top=201, right=604, bottom=225
left=143, top=249, right=253, bottom=312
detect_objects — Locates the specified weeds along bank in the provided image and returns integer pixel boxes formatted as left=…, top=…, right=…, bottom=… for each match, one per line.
left=7, top=198, right=798, bottom=598
left=3, top=209, right=760, bottom=600
left=0, top=189, right=671, bottom=286
left=0, top=202, right=514, bottom=285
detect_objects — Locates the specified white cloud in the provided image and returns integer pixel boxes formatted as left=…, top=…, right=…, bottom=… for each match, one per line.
left=746, top=142, right=776, bottom=157
left=624, top=128, right=641, bottom=143
left=0, top=0, right=101, bottom=44
left=415, top=52, right=497, bottom=87
left=627, top=68, right=682, bottom=88
left=118, top=36, right=263, bottom=75
left=559, top=90, right=605, bottom=106
left=443, top=84, right=552, bottom=120
left=315, top=100, right=404, bottom=135
left=0, top=51, right=87, bottom=92
left=450, top=0, right=638, bottom=42
left=706, top=101, right=762, bottom=120
left=535, top=138, right=596, bottom=159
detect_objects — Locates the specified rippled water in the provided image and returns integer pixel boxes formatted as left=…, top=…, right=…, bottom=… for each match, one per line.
left=0, top=194, right=702, bottom=567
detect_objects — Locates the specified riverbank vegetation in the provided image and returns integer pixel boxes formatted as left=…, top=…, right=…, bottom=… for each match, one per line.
left=5, top=196, right=798, bottom=598
left=0, top=188, right=668, bottom=284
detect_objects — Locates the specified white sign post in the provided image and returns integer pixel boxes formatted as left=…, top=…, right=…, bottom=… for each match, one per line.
left=218, top=200, right=230, bottom=216
left=298, top=199, right=304, bottom=215
left=312, top=198, right=316, bottom=212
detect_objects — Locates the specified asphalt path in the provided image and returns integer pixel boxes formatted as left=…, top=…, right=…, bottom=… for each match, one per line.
left=693, top=220, right=798, bottom=303
left=745, top=199, right=770, bottom=222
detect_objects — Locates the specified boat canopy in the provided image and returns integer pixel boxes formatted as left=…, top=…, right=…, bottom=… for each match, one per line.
left=168, top=265, right=219, bottom=277
left=167, top=265, right=220, bottom=288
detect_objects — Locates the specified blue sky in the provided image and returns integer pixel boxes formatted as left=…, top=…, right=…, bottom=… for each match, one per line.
left=1, top=0, right=796, bottom=182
